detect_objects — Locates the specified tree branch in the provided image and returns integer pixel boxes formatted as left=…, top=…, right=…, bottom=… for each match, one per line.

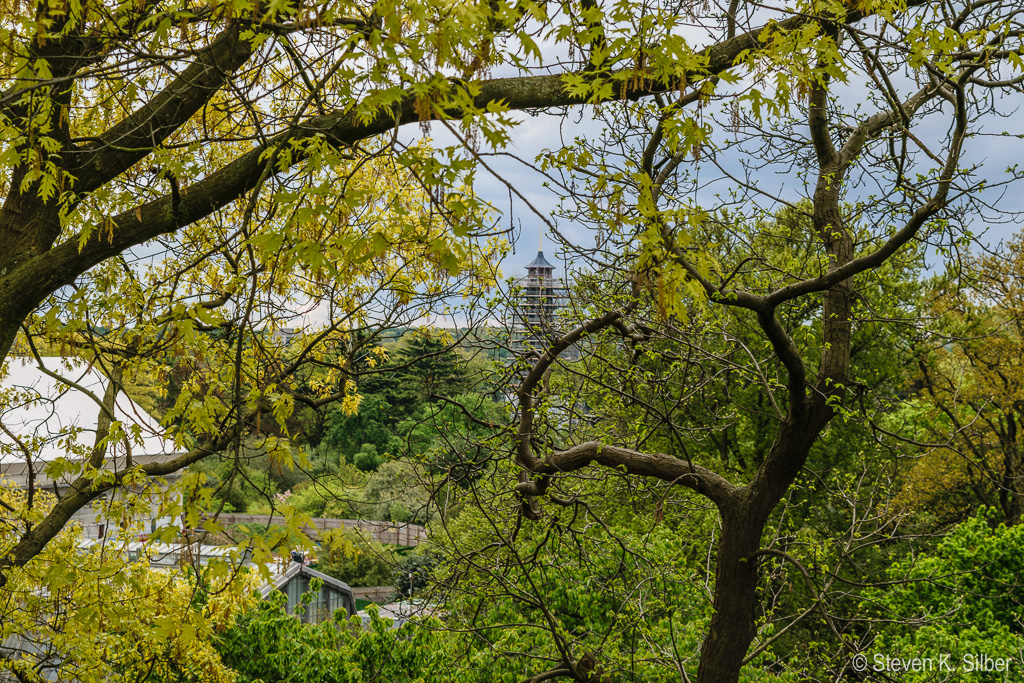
left=525, top=441, right=738, bottom=508
left=0, top=3, right=925, bottom=335
left=0, top=420, right=244, bottom=582
left=521, top=667, right=573, bottom=683
left=69, top=22, right=255, bottom=194
left=764, top=82, right=969, bottom=309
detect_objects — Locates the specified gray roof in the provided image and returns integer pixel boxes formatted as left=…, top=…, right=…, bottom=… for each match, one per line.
left=0, top=452, right=183, bottom=490
left=259, top=560, right=355, bottom=600
left=525, top=251, right=555, bottom=270
left=78, top=539, right=249, bottom=567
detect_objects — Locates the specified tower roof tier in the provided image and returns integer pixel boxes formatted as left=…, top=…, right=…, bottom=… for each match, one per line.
left=525, top=251, right=555, bottom=271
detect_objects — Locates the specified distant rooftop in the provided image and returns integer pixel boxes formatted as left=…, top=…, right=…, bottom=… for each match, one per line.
left=78, top=539, right=249, bottom=568
left=261, top=558, right=357, bottom=621
left=525, top=251, right=555, bottom=270
left=259, top=558, right=354, bottom=599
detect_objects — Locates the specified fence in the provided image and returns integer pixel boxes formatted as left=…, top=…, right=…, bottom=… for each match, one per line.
left=351, top=585, right=395, bottom=604
left=210, top=513, right=428, bottom=547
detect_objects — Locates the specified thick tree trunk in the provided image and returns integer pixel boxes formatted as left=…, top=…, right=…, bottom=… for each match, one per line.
left=696, top=412, right=827, bottom=683
left=694, top=73, right=856, bottom=676
left=696, top=501, right=764, bottom=683
left=999, top=412, right=1023, bottom=524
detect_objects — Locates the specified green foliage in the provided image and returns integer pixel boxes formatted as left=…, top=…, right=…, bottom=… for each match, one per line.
left=318, top=331, right=485, bottom=476
left=393, top=548, right=439, bottom=597
left=316, top=530, right=397, bottom=588
left=905, top=236, right=1024, bottom=524
left=276, top=462, right=366, bottom=519
left=387, top=331, right=471, bottom=400
left=192, top=441, right=288, bottom=513
left=359, top=460, right=433, bottom=524
left=4, top=0, right=1022, bottom=679
left=216, top=590, right=451, bottom=683
left=323, top=393, right=402, bottom=466
left=353, top=443, right=384, bottom=472
left=0, top=481, right=255, bottom=683
left=401, top=391, right=505, bottom=485
left=434, top=469, right=795, bottom=682
left=862, top=509, right=1024, bottom=681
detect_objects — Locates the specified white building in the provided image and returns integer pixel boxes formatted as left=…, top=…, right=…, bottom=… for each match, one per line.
left=0, top=357, right=183, bottom=538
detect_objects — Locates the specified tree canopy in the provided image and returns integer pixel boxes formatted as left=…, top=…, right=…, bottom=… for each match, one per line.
left=4, top=0, right=1024, bottom=681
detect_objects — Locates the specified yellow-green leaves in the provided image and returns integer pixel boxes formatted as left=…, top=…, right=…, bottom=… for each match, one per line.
left=0, top=481, right=256, bottom=683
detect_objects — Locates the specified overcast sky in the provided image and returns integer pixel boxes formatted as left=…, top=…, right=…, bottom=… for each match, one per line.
left=450, top=75, right=1024, bottom=279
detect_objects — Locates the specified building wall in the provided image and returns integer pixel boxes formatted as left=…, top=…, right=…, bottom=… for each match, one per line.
left=281, top=573, right=356, bottom=622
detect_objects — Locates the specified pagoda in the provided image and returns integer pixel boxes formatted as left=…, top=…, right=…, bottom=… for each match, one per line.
left=511, top=250, right=569, bottom=356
